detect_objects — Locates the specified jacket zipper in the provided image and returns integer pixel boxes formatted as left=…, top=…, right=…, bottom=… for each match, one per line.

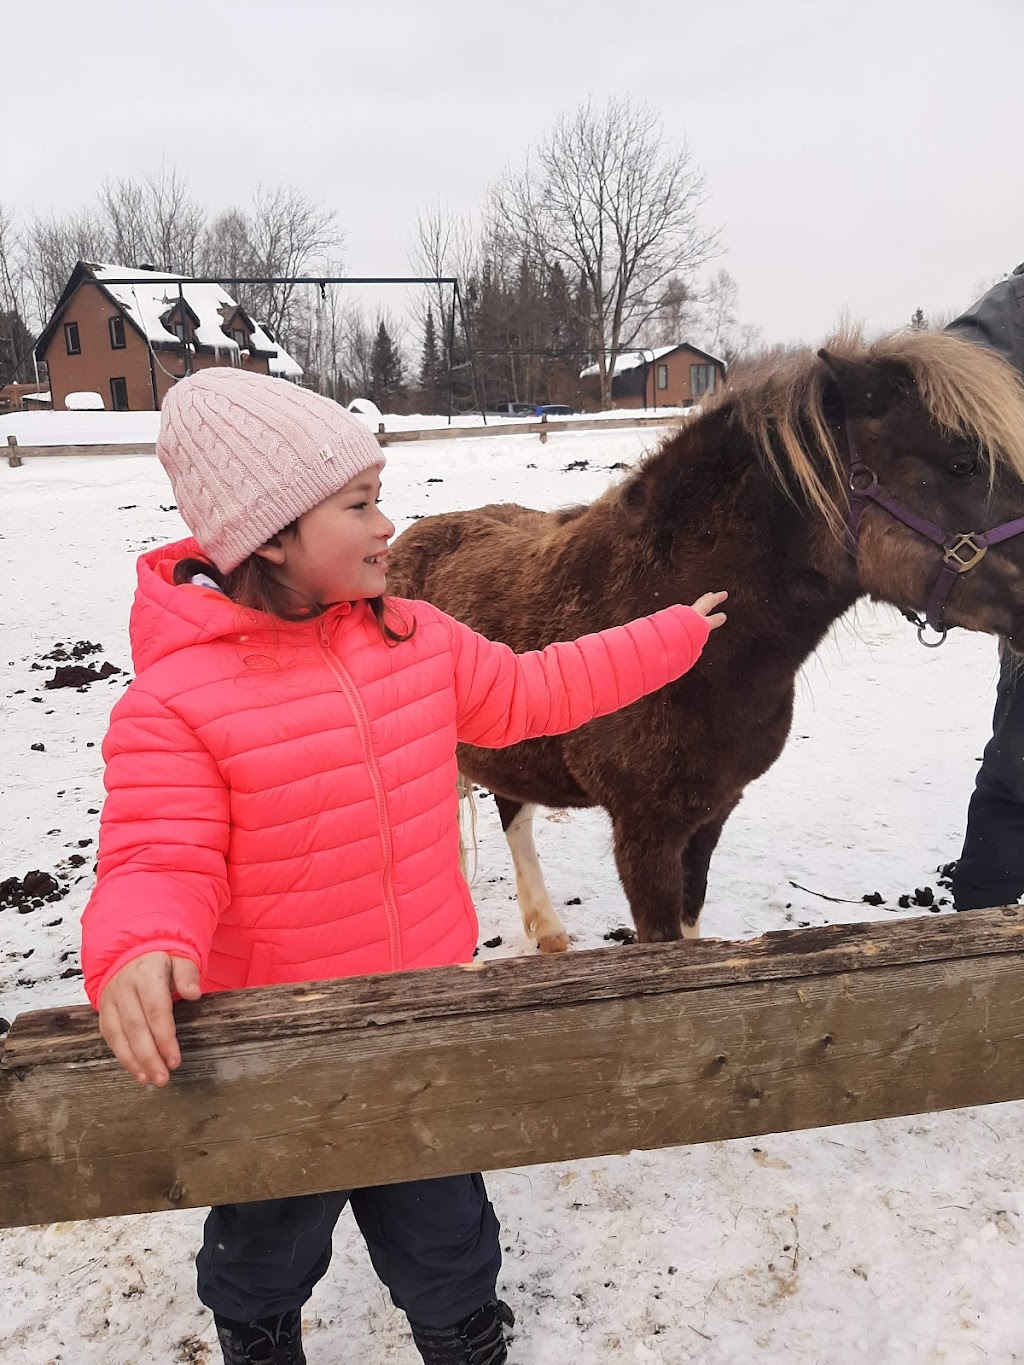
left=318, top=619, right=403, bottom=971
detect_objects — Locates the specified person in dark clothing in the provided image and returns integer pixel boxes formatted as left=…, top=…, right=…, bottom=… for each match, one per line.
left=946, top=265, right=1024, bottom=911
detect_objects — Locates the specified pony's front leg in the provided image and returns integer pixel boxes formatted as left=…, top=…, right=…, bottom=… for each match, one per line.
left=611, top=817, right=690, bottom=943
left=680, top=812, right=733, bottom=939
left=495, top=797, right=570, bottom=953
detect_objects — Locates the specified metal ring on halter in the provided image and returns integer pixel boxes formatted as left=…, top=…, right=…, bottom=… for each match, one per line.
left=917, top=621, right=948, bottom=648
left=848, top=463, right=877, bottom=493
left=901, top=607, right=948, bottom=648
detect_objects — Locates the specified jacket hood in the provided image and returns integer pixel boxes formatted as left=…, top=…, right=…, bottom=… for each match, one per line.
left=128, top=538, right=359, bottom=674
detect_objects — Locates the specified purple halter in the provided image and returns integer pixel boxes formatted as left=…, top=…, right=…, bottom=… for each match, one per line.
left=847, top=454, right=1024, bottom=647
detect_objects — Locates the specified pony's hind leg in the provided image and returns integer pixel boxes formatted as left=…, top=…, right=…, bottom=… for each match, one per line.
left=494, top=795, right=570, bottom=953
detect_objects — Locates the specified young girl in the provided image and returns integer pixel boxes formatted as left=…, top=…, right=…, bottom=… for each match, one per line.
left=81, top=368, right=726, bottom=1365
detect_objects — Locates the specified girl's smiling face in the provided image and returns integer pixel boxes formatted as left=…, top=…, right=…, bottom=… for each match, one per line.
left=255, top=468, right=395, bottom=607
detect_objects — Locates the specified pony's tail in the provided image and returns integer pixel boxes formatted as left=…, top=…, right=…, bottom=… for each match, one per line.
left=457, top=773, right=479, bottom=884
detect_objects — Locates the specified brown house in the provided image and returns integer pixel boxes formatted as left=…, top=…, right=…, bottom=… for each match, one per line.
left=579, top=343, right=726, bottom=412
left=34, top=262, right=303, bottom=412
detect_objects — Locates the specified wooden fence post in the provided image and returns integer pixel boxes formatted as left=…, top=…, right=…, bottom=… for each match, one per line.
left=7, top=435, right=21, bottom=467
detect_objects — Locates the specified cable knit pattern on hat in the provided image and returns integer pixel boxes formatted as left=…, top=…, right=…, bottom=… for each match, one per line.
left=156, top=369, right=386, bottom=571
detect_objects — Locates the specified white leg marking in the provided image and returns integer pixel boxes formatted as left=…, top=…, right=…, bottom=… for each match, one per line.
left=681, top=915, right=702, bottom=941
left=505, top=804, right=570, bottom=952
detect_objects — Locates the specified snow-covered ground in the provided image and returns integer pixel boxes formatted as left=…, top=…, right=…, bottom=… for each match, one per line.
left=1, top=426, right=1021, bottom=1364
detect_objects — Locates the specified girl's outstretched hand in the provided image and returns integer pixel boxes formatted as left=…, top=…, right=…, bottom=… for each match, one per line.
left=98, top=951, right=202, bottom=1086
left=689, top=590, right=728, bottom=631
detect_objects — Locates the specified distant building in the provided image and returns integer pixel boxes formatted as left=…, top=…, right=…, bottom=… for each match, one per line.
left=579, top=343, right=726, bottom=411
left=0, top=382, right=50, bottom=414
left=34, top=262, right=303, bottom=412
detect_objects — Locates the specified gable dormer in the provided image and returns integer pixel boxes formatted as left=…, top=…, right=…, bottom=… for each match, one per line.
left=219, top=304, right=255, bottom=352
left=161, top=298, right=199, bottom=347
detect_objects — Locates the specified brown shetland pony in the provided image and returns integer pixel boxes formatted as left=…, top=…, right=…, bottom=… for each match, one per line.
left=387, top=331, right=1024, bottom=949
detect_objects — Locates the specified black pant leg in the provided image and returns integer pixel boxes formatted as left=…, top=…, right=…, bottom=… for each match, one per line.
left=349, top=1174, right=502, bottom=1328
left=954, top=646, right=1024, bottom=911
left=196, top=1189, right=349, bottom=1323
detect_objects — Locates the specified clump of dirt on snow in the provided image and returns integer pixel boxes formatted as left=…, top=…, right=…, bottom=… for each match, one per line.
left=44, top=661, right=122, bottom=690
left=28, top=640, right=124, bottom=689
left=40, top=640, right=104, bottom=663
left=0, top=870, right=69, bottom=913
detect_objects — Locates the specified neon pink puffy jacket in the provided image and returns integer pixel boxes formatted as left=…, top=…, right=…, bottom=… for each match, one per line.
left=81, top=539, right=712, bottom=1006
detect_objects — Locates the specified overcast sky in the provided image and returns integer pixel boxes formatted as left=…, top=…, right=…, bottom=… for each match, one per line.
left=6, top=0, right=1023, bottom=345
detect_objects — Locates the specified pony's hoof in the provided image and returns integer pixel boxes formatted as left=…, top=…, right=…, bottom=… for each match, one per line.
left=537, top=932, right=571, bottom=954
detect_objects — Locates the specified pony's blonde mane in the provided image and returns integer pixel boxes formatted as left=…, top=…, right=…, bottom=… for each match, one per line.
left=704, top=329, right=1024, bottom=537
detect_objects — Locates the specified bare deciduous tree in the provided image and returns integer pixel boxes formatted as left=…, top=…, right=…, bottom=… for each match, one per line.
left=199, top=208, right=258, bottom=285
left=24, top=209, right=108, bottom=322
left=638, top=273, right=694, bottom=347
left=411, top=202, right=478, bottom=355
left=0, top=203, right=26, bottom=317
left=287, top=267, right=349, bottom=398
left=96, top=167, right=206, bottom=276
left=694, top=268, right=739, bottom=356
left=494, top=97, right=720, bottom=408
left=243, top=185, right=343, bottom=345
left=0, top=202, right=36, bottom=384
left=342, top=307, right=377, bottom=397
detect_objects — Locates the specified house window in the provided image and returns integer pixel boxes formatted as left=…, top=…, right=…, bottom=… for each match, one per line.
left=232, top=328, right=247, bottom=348
left=110, top=377, right=129, bottom=412
left=64, top=322, right=81, bottom=355
left=690, top=363, right=716, bottom=397
left=656, top=363, right=668, bottom=391
left=109, top=315, right=126, bottom=349
left=173, top=323, right=187, bottom=343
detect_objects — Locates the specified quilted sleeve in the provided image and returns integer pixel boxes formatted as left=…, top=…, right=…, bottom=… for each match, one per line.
left=80, top=683, right=230, bottom=1008
left=447, top=603, right=712, bottom=748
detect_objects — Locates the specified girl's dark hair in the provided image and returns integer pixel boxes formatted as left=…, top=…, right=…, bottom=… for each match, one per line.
left=173, top=520, right=414, bottom=644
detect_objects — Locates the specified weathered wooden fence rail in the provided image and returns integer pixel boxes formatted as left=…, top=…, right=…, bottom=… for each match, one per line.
left=4, top=412, right=683, bottom=464
left=2, top=908, right=1022, bottom=1230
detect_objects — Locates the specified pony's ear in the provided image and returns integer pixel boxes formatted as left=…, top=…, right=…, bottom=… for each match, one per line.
left=818, top=349, right=908, bottom=417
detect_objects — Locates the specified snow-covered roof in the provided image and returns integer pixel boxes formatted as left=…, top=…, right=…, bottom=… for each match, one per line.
left=87, top=264, right=302, bottom=378
left=579, top=343, right=724, bottom=380
left=579, top=346, right=678, bottom=379
left=90, top=263, right=243, bottom=354
left=264, top=331, right=302, bottom=379
left=348, top=398, right=383, bottom=425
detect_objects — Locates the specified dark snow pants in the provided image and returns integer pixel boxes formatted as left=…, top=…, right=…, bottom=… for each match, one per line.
left=954, top=644, right=1024, bottom=911
left=196, top=1173, right=501, bottom=1328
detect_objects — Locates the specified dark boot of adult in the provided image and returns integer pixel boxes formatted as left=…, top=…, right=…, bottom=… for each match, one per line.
left=410, top=1299, right=515, bottom=1364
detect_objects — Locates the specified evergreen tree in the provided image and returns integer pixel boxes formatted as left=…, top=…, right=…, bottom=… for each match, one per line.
left=418, top=305, right=442, bottom=410
left=0, top=309, right=36, bottom=386
left=370, top=319, right=406, bottom=413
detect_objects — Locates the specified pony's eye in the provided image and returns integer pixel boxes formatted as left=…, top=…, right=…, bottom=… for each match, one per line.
left=948, top=456, right=978, bottom=479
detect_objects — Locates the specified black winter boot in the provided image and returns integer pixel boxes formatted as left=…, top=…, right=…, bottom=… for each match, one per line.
left=409, top=1299, right=514, bottom=1364
left=214, top=1309, right=306, bottom=1365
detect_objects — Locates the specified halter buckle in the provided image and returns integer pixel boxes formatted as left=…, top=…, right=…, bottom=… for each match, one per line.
left=944, top=534, right=988, bottom=572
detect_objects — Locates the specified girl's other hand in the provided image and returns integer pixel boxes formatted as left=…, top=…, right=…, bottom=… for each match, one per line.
left=98, top=952, right=201, bottom=1086
left=689, top=590, right=728, bottom=631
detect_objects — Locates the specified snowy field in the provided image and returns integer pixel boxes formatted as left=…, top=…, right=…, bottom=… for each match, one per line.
left=1, top=425, right=1022, bottom=1364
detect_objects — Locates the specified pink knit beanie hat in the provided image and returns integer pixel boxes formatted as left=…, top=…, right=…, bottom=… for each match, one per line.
left=156, top=369, right=386, bottom=572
